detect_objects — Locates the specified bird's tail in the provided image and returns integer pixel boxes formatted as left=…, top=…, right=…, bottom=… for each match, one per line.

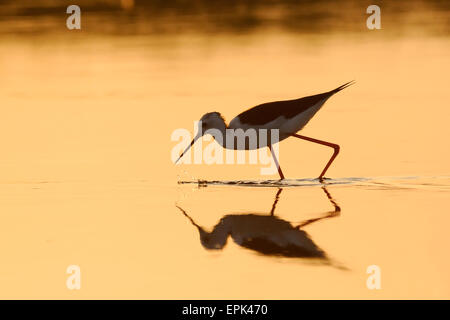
left=330, top=80, right=356, bottom=94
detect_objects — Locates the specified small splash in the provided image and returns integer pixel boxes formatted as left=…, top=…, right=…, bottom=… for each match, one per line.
left=177, top=175, right=450, bottom=190
left=178, top=177, right=369, bottom=188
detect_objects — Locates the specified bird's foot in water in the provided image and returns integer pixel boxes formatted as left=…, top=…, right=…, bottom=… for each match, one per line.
left=196, top=179, right=208, bottom=187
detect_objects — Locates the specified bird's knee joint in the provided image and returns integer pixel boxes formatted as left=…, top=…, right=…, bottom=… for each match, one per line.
left=334, top=145, right=340, bottom=153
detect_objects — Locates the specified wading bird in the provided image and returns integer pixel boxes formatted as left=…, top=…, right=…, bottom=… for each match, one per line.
left=175, top=81, right=354, bottom=180
left=176, top=187, right=341, bottom=259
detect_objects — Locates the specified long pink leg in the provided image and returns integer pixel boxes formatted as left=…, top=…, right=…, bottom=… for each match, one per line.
left=291, top=134, right=340, bottom=180
left=269, top=145, right=285, bottom=180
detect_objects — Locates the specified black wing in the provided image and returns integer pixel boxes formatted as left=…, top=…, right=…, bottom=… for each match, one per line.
left=236, top=81, right=354, bottom=126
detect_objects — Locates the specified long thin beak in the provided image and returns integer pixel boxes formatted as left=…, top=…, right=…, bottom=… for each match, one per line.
left=175, top=135, right=199, bottom=164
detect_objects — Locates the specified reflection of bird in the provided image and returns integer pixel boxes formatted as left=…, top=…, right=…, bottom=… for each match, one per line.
left=176, top=187, right=340, bottom=260
left=175, top=81, right=354, bottom=180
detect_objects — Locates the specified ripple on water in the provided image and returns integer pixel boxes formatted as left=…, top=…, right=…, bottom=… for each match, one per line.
left=177, top=176, right=450, bottom=191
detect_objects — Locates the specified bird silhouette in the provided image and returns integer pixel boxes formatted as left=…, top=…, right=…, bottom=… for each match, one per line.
left=175, top=81, right=354, bottom=180
left=176, top=186, right=341, bottom=260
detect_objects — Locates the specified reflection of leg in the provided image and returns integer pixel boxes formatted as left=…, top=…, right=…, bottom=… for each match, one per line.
left=322, top=186, right=341, bottom=212
left=295, top=186, right=341, bottom=228
left=269, top=144, right=285, bottom=180
left=270, top=188, right=283, bottom=216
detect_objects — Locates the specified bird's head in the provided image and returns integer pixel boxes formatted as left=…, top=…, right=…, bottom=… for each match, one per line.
left=175, top=112, right=226, bottom=164
left=197, top=227, right=228, bottom=250
left=198, top=112, right=226, bottom=133
left=176, top=205, right=229, bottom=250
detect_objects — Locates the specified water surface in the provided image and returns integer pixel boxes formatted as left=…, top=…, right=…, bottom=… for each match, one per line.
left=0, top=0, right=449, bottom=298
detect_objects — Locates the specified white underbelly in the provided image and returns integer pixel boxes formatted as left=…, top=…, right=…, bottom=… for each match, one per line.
left=279, top=100, right=326, bottom=134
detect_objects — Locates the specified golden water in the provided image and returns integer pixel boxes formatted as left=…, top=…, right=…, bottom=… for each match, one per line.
left=0, top=1, right=449, bottom=298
